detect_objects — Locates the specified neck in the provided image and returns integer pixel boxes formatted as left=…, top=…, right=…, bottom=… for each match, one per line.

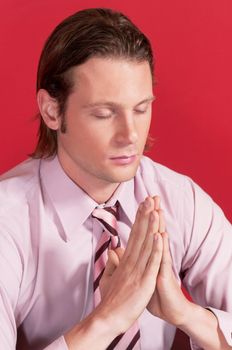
left=84, top=182, right=120, bottom=204
left=57, top=154, right=120, bottom=204
left=76, top=177, right=120, bottom=204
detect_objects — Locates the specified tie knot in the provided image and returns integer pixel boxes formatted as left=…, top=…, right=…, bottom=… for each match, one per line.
left=92, top=203, right=119, bottom=237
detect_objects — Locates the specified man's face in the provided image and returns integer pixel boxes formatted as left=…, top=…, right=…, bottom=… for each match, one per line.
left=57, top=57, right=154, bottom=188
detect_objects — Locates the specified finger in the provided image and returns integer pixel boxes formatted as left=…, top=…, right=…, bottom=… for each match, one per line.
left=100, top=250, right=119, bottom=297
left=143, top=232, right=163, bottom=282
left=114, top=247, right=125, bottom=261
left=108, top=249, right=120, bottom=266
left=153, top=195, right=160, bottom=211
left=158, top=209, right=166, bottom=233
left=123, top=197, right=155, bottom=263
left=137, top=210, right=160, bottom=273
left=104, top=250, right=119, bottom=276
left=159, top=232, right=173, bottom=277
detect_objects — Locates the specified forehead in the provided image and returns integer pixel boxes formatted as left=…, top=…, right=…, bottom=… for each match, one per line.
left=69, top=57, right=153, bottom=105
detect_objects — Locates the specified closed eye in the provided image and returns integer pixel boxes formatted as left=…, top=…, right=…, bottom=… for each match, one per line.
left=134, top=100, right=153, bottom=115
left=134, top=109, right=147, bottom=114
left=91, top=108, right=115, bottom=119
left=95, top=114, right=112, bottom=119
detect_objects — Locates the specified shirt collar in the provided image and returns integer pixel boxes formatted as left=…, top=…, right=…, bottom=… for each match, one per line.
left=40, top=156, right=98, bottom=240
left=40, top=156, right=137, bottom=240
left=109, top=179, right=137, bottom=225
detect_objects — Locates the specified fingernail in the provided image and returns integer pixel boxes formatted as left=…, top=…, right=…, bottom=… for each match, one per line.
left=144, top=197, right=150, bottom=208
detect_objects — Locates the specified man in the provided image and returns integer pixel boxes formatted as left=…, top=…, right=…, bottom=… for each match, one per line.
left=0, top=8, right=231, bottom=350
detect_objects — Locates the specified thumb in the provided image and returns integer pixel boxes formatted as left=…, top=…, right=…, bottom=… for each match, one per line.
left=104, top=249, right=120, bottom=277
left=159, top=232, right=173, bottom=277
left=114, top=247, right=125, bottom=261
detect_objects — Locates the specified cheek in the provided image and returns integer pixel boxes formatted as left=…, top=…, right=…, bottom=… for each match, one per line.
left=137, top=118, right=151, bottom=136
left=79, top=128, right=111, bottom=154
left=65, top=116, right=113, bottom=152
left=90, top=139, right=110, bottom=155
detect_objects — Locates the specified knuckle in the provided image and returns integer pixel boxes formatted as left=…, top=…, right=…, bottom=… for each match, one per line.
left=123, top=259, right=134, bottom=273
left=128, top=273, right=141, bottom=290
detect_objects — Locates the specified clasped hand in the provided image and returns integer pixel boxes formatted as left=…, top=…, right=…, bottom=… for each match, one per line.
left=98, top=196, right=191, bottom=332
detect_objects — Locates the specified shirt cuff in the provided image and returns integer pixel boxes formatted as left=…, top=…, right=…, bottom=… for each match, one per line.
left=43, top=336, right=69, bottom=350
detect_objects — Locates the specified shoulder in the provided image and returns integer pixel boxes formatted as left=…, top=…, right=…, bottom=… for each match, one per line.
left=138, top=155, right=193, bottom=192
left=138, top=156, right=214, bottom=214
left=0, top=158, right=41, bottom=213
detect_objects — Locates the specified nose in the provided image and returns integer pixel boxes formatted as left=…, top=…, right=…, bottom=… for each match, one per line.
left=114, top=112, right=138, bottom=146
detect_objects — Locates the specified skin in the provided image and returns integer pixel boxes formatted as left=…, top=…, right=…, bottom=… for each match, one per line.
left=37, top=57, right=231, bottom=349
left=38, top=57, right=154, bottom=203
left=103, top=198, right=231, bottom=350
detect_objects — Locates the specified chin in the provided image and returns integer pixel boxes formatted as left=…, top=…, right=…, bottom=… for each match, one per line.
left=108, top=165, right=139, bottom=183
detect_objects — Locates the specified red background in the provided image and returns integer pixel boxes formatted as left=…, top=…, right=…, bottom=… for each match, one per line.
left=0, top=0, right=231, bottom=226
left=0, top=2, right=231, bottom=348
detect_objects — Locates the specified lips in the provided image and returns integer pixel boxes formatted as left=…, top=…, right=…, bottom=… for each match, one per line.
left=110, top=154, right=137, bottom=159
left=110, top=153, right=137, bottom=159
left=109, top=154, right=137, bottom=165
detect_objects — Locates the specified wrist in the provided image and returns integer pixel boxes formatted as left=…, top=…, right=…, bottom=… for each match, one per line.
left=162, top=293, right=195, bottom=327
left=64, top=307, right=121, bottom=350
left=177, top=301, right=213, bottom=330
left=95, top=302, right=127, bottom=335
left=93, top=305, right=123, bottom=339
left=176, top=303, right=229, bottom=350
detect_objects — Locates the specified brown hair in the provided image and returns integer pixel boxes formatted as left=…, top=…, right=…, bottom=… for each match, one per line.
left=32, top=8, right=154, bottom=158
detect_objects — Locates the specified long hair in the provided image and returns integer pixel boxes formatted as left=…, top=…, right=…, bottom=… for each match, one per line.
left=32, top=8, right=154, bottom=158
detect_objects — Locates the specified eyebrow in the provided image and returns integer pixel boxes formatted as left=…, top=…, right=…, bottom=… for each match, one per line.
left=82, top=96, right=155, bottom=109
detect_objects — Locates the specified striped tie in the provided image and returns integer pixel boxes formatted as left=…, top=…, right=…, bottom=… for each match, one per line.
left=92, top=203, right=141, bottom=350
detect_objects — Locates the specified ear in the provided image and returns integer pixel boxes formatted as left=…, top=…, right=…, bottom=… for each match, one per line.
left=37, top=89, right=60, bottom=130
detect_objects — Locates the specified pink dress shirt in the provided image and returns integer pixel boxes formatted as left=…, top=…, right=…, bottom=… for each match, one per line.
left=0, top=155, right=231, bottom=350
